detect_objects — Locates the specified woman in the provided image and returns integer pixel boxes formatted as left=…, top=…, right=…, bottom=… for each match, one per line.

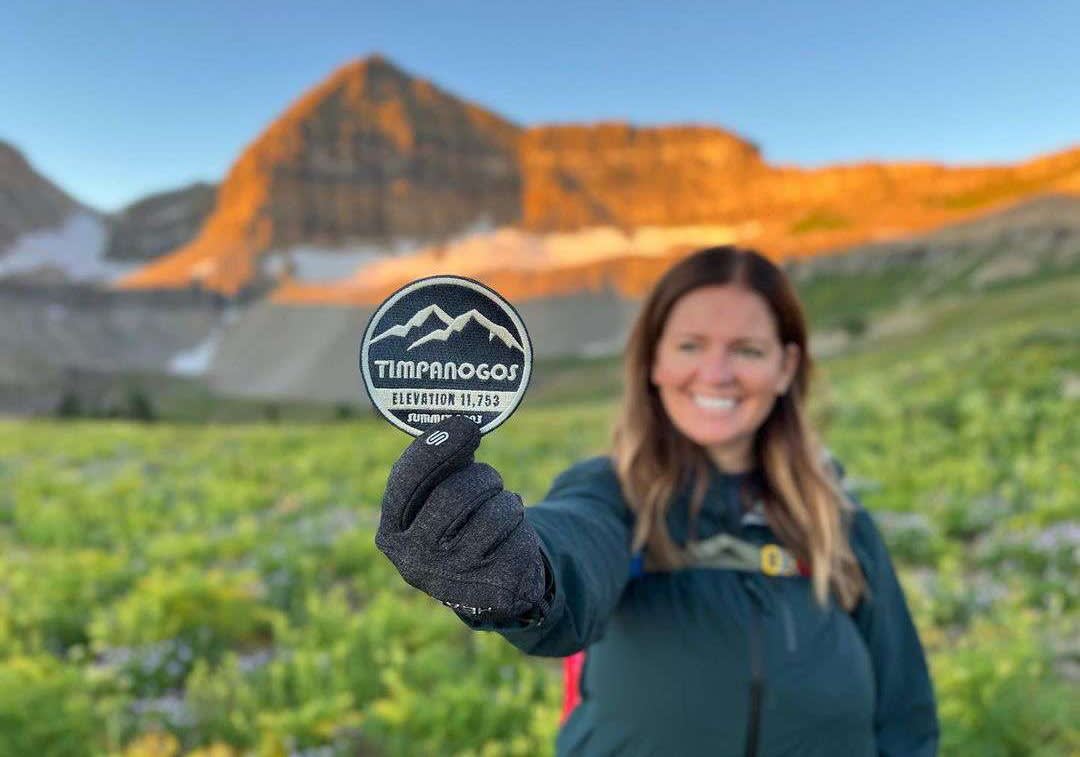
left=376, top=246, right=939, bottom=756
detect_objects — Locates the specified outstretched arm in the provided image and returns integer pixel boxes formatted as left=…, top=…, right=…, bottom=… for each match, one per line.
left=461, top=456, right=636, bottom=658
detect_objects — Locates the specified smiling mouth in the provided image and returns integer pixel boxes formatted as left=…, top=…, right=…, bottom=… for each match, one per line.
left=691, top=394, right=738, bottom=411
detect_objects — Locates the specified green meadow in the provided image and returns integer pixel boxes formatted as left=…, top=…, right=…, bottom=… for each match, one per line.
left=1, top=270, right=1077, bottom=756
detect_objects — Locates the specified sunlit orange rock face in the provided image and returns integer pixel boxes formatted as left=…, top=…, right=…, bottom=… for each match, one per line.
left=118, top=56, right=521, bottom=295
left=276, top=134, right=1080, bottom=306
left=521, top=123, right=1080, bottom=241
left=116, top=55, right=1080, bottom=299
left=520, top=124, right=766, bottom=229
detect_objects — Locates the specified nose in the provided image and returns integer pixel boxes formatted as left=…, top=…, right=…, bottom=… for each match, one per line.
left=698, top=350, right=736, bottom=383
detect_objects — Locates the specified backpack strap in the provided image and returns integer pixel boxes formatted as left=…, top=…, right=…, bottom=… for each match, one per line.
left=629, top=532, right=809, bottom=579
left=686, top=531, right=809, bottom=577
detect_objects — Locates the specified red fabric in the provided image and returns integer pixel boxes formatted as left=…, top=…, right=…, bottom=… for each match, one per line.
left=561, top=651, right=586, bottom=723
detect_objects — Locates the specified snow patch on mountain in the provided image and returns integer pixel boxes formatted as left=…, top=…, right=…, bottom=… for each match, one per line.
left=263, top=240, right=421, bottom=282
left=168, top=330, right=223, bottom=376
left=167, top=306, right=240, bottom=376
left=0, top=212, right=133, bottom=282
left=265, top=216, right=497, bottom=283
left=329, top=222, right=755, bottom=291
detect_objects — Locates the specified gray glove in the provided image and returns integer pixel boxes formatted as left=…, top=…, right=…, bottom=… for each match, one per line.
left=375, top=416, right=552, bottom=625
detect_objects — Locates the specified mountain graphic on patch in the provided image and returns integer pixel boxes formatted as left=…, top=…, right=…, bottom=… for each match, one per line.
left=369, top=304, right=526, bottom=353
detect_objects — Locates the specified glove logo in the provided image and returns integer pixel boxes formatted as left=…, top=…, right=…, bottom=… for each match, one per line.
left=360, top=276, right=533, bottom=436
left=425, top=430, right=450, bottom=446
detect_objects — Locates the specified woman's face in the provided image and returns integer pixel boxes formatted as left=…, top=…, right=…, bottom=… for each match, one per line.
left=650, top=284, right=800, bottom=472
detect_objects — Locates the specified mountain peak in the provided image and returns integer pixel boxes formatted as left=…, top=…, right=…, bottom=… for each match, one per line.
left=0, top=139, right=83, bottom=249
left=117, top=54, right=522, bottom=295
left=324, top=53, right=416, bottom=90
left=111, top=52, right=1080, bottom=298
left=0, top=140, right=31, bottom=172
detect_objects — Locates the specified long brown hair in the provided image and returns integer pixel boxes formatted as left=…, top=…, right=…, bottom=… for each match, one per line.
left=611, top=246, right=865, bottom=609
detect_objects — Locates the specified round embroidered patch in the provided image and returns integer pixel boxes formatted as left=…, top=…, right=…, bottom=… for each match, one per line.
left=359, top=276, right=533, bottom=436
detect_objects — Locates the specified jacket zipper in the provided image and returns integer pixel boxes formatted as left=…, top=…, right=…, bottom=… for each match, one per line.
left=743, top=581, right=798, bottom=757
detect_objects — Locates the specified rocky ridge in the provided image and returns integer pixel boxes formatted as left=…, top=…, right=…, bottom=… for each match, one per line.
left=114, top=54, right=1080, bottom=298
left=119, top=56, right=522, bottom=294
left=105, top=182, right=217, bottom=262
left=0, top=140, right=84, bottom=251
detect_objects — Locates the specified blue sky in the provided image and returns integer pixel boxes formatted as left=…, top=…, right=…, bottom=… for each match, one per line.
left=4, top=1, right=1077, bottom=212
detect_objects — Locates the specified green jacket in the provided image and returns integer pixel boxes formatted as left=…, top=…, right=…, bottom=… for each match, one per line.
left=467, top=456, right=939, bottom=756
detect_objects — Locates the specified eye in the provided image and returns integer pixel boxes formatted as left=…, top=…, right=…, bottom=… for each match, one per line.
left=735, top=345, right=764, bottom=357
left=677, top=341, right=701, bottom=353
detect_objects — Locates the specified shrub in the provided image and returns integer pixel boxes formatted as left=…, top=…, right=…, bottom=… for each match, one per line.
left=0, top=656, right=109, bottom=757
left=89, top=567, right=280, bottom=657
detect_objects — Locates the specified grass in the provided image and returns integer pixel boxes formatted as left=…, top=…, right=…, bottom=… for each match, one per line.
left=1, top=267, right=1077, bottom=754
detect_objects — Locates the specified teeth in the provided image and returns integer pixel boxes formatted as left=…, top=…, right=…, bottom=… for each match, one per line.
left=693, top=395, right=737, bottom=410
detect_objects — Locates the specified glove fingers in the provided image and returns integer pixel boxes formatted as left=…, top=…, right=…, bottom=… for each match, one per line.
left=459, top=521, right=547, bottom=616
left=439, top=521, right=544, bottom=620
left=409, top=463, right=504, bottom=544
left=504, top=528, right=548, bottom=608
left=381, top=415, right=482, bottom=532
left=447, top=489, right=525, bottom=563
